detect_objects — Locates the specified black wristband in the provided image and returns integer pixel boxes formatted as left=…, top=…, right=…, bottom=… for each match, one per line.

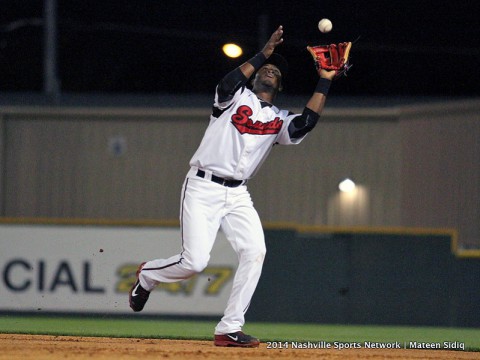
left=315, top=77, right=332, bottom=95
left=248, top=53, right=267, bottom=70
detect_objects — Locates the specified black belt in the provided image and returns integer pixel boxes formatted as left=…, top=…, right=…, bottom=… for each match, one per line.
left=196, top=169, right=245, bottom=188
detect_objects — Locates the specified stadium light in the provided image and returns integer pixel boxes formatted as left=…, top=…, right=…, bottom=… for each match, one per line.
left=338, top=178, right=356, bottom=193
left=222, top=43, right=243, bottom=58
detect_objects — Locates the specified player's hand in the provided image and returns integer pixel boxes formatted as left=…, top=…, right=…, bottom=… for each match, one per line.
left=320, top=69, right=336, bottom=81
left=262, top=25, right=284, bottom=57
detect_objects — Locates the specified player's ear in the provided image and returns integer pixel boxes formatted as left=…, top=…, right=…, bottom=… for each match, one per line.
left=276, top=80, right=283, bottom=92
left=250, top=76, right=257, bottom=90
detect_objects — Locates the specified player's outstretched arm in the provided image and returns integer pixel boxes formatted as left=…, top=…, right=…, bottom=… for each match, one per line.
left=216, top=26, right=284, bottom=103
left=238, top=25, right=284, bottom=79
left=305, top=69, right=336, bottom=115
left=260, top=25, right=284, bottom=58
left=287, top=69, right=336, bottom=139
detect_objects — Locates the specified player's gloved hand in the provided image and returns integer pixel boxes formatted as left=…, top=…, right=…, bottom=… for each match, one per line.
left=307, top=42, right=353, bottom=79
left=319, top=69, right=336, bottom=81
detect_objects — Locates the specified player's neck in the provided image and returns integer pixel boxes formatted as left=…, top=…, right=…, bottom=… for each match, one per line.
left=254, top=91, right=275, bottom=104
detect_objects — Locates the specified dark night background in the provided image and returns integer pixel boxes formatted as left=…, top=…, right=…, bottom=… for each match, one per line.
left=1, top=0, right=479, bottom=97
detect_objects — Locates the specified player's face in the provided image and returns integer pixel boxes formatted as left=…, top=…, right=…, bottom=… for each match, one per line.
left=258, top=65, right=281, bottom=83
left=253, top=64, right=282, bottom=92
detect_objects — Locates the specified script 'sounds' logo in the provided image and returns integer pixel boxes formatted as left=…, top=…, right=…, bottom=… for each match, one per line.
left=231, top=105, right=283, bottom=135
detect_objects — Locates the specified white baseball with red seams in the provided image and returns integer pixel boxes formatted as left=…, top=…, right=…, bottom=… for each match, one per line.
left=318, top=18, right=333, bottom=33
left=138, top=83, right=307, bottom=335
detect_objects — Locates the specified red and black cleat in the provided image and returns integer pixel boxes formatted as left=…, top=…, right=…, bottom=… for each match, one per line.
left=214, top=331, right=260, bottom=348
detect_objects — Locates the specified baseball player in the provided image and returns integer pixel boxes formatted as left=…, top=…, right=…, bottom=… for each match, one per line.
left=129, top=25, right=344, bottom=347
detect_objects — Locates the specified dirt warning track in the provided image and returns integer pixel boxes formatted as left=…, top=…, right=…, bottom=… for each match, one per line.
left=0, top=334, right=477, bottom=360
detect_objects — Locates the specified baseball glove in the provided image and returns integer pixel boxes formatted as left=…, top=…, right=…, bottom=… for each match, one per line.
left=307, top=42, right=352, bottom=78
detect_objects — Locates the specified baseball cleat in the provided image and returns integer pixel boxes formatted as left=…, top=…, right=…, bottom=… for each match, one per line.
left=214, top=331, right=260, bottom=347
left=129, top=262, right=150, bottom=312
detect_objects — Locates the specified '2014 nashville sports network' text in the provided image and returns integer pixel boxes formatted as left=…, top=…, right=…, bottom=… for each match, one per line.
left=266, top=341, right=465, bottom=350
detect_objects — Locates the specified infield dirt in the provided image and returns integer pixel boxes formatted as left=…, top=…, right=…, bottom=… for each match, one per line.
left=1, top=334, right=478, bottom=359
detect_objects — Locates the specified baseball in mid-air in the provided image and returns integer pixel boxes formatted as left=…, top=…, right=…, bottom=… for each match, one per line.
left=318, top=18, right=333, bottom=33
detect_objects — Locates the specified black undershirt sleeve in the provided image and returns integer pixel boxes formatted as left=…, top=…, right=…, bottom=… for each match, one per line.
left=216, top=52, right=267, bottom=104
left=288, top=107, right=320, bottom=139
left=216, top=68, right=248, bottom=103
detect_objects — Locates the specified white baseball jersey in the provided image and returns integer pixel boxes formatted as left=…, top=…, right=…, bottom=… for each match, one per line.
left=189, top=85, right=306, bottom=180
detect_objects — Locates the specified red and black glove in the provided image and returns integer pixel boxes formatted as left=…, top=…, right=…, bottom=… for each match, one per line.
left=307, top=42, right=352, bottom=78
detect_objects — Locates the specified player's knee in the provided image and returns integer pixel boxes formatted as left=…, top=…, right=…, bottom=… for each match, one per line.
left=256, top=247, right=266, bottom=263
left=185, top=254, right=210, bottom=273
left=190, top=261, right=208, bottom=273
left=242, top=245, right=266, bottom=263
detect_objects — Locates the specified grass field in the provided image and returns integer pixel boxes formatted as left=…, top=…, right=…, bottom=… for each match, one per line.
left=1, top=314, right=479, bottom=352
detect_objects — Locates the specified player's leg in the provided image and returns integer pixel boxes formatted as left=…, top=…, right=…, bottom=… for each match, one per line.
left=141, top=177, right=224, bottom=286
left=214, top=186, right=265, bottom=346
left=130, top=177, right=224, bottom=310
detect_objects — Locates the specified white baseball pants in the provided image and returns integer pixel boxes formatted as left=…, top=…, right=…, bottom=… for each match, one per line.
left=139, top=167, right=266, bottom=335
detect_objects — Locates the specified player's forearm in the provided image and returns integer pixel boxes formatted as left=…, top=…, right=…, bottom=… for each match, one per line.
left=305, top=93, right=327, bottom=115
left=289, top=79, right=331, bottom=139
left=306, top=78, right=331, bottom=115
left=234, top=25, right=284, bottom=86
left=240, top=52, right=267, bottom=79
left=217, top=52, right=267, bottom=102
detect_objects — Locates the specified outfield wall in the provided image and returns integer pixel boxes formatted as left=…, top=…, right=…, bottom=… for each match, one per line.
left=250, top=228, right=480, bottom=327
left=1, top=220, right=478, bottom=327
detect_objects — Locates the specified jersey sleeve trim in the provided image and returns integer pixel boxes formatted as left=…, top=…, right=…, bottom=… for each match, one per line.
left=287, top=107, right=320, bottom=139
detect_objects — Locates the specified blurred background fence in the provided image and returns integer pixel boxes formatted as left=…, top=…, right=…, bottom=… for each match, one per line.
left=0, top=96, right=479, bottom=251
